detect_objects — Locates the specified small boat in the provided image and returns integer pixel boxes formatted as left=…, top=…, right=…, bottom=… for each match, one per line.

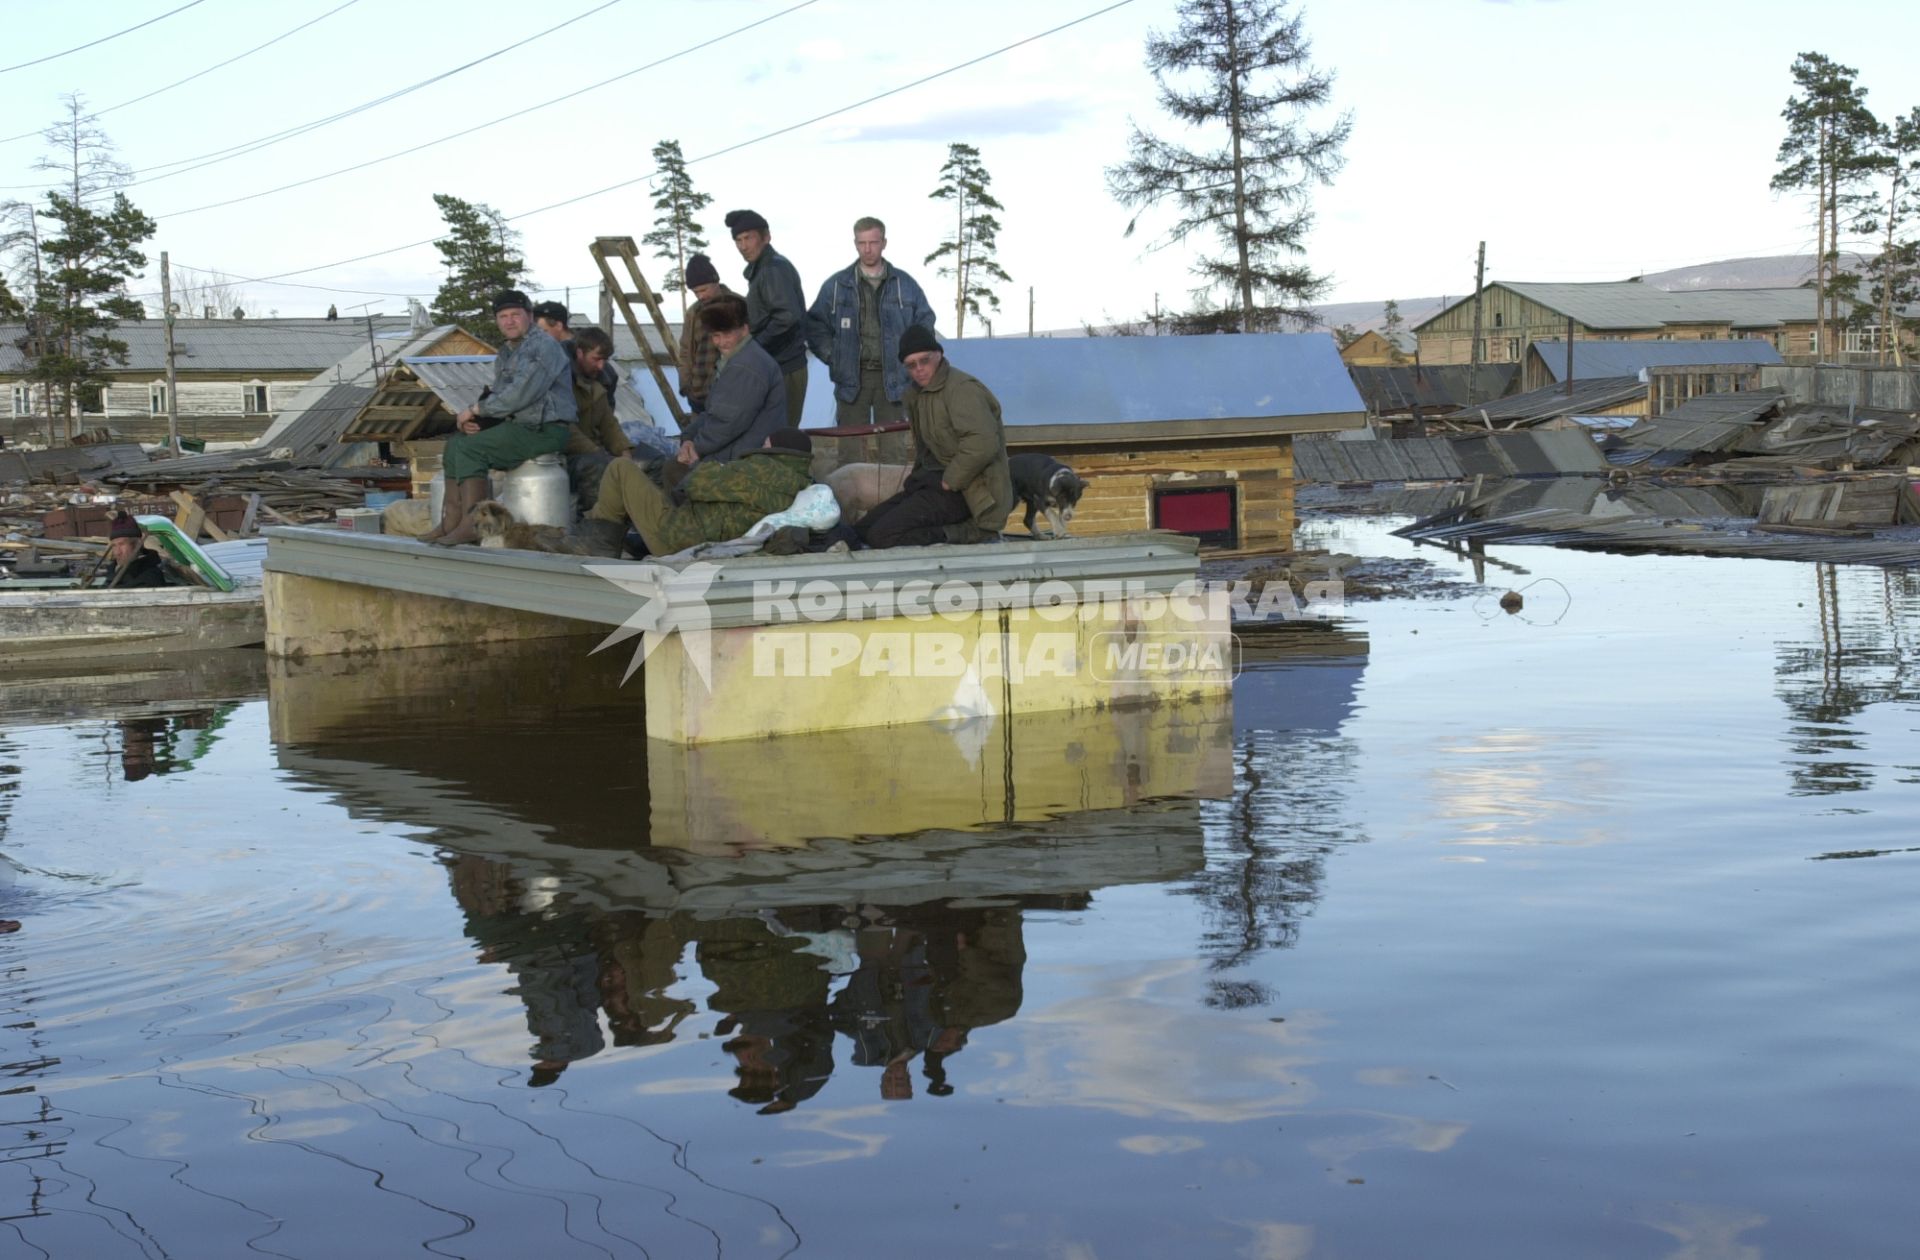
left=0, top=517, right=267, bottom=665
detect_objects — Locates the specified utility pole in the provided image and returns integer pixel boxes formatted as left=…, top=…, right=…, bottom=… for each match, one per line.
left=1564, top=315, right=1575, bottom=397
left=1467, top=241, right=1486, bottom=404
left=1028, top=286, right=1034, bottom=338
left=161, top=251, right=180, bottom=456
left=364, top=311, right=380, bottom=384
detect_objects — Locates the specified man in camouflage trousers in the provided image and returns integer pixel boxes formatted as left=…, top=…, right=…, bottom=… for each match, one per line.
left=558, top=427, right=815, bottom=558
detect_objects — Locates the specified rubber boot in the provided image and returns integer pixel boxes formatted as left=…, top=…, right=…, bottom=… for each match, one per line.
left=429, top=477, right=489, bottom=547
left=417, top=477, right=466, bottom=543
left=551, top=516, right=627, bottom=558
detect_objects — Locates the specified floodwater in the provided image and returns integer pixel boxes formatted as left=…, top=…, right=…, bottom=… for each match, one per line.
left=3, top=518, right=1918, bottom=1259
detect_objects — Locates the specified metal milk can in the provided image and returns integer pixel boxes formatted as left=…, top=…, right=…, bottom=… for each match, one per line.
left=498, top=453, right=574, bottom=527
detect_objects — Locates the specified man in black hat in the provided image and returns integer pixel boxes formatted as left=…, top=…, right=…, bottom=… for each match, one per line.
left=102, top=512, right=170, bottom=587
left=421, top=289, right=578, bottom=545
left=678, top=252, right=737, bottom=414
left=557, top=427, right=816, bottom=558
left=724, top=209, right=808, bottom=424
left=856, top=326, right=1013, bottom=548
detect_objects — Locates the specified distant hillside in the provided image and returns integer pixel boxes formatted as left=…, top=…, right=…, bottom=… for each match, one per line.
left=1317, top=254, right=1857, bottom=335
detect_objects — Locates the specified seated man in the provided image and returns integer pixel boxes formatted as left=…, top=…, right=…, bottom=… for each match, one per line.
left=561, top=326, right=634, bottom=511
left=101, top=512, right=170, bottom=588
left=535, top=299, right=620, bottom=396
left=675, top=293, right=785, bottom=471
left=421, top=290, right=578, bottom=545
left=856, top=326, right=1013, bottom=548
left=559, top=428, right=815, bottom=558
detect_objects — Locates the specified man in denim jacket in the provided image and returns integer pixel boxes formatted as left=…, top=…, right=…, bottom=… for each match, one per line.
left=805, top=216, right=936, bottom=426
left=420, top=289, right=577, bottom=545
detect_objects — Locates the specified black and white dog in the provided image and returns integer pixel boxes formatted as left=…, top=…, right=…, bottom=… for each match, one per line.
left=1008, top=453, right=1087, bottom=539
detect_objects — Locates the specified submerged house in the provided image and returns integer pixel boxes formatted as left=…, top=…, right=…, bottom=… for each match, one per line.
left=0, top=316, right=459, bottom=445
left=948, top=333, right=1366, bottom=550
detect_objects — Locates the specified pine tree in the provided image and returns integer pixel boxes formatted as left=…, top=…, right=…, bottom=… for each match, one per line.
left=1381, top=298, right=1407, bottom=362
left=1772, top=53, right=1884, bottom=358
left=924, top=143, right=1012, bottom=338
left=1864, top=107, right=1920, bottom=365
left=641, top=140, right=710, bottom=319
left=1107, top=0, right=1351, bottom=333
left=3, top=96, right=156, bottom=442
left=428, top=194, right=530, bottom=346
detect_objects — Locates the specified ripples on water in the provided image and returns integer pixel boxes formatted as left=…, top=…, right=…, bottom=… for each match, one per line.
left=2, top=524, right=1918, bottom=1258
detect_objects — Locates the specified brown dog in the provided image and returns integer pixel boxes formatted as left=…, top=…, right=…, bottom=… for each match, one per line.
left=470, top=500, right=568, bottom=552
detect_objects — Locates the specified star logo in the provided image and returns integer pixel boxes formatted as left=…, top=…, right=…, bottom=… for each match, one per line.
left=584, top=561, right=723, bottom=686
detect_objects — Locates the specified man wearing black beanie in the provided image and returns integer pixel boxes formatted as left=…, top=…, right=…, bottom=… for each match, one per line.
left=854, top=328, right=1013, bottom=548
left=678, top=252, right=738, bottom=414
left=724, top=209, right=808, bottom=424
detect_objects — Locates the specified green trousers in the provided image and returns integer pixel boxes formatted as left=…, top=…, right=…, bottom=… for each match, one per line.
left=833, top=366, right=905, bottom=426
left=587, top=458, right=674, bottom=555
left=783, top=363, right=808, bottom=425
left=443, top=420, right=570, bottom=480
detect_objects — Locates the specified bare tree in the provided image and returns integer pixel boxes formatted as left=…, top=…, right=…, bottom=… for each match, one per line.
left=169, top=266, right=255, bottom=321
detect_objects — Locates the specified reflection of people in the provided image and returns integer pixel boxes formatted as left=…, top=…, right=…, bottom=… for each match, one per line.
left=592, top=911, right=696, bottom=1048
left=922, top=907, right=1026, bottom=1095
left=698, top=918, right=836, bottom=1114
left=831, top=925, right=935, bottom=1101
left=103, top=513, right=170, bottom=588
left=119, top=717, right=166, bottom=781
left=441, top=855, right=606, bottom=1086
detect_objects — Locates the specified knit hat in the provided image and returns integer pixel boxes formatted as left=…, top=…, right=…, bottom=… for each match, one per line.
left=530, top=300, right=569, bottom=326
left=897, top=324, right=941, bottom=362
left=491, top=289, right=532, bottom=313
left=684, top=253, right=719, bottom=287
left=767, top=427, right=813, bottom=455
left=724, top=209, right=770, bottom=237
left=108, top=512, right=142, bottom=540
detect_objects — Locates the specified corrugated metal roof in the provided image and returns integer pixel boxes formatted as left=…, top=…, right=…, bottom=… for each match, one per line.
left=1295, top=430, right=1606, bottom=483
left=1607, top=390, right=1788, bottom=465
left=1, top=317, right=413, bottom=374
left=1347, top=364, right=1519, bottom=414
left=1416, top=282, right=1816, bottom=333
left=1530, top=339, right=1783, bottom=381
left=1465, top=376, right=1647, bottom=424
left=403, top=354, right=663, bottom=429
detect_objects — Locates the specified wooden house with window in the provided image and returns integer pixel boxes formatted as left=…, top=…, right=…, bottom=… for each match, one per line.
left=947, top=333, right=1366, bottom=551
left=1, top=316, right=489, bottom=445
left=1414, top=281, right=1818, bottom=367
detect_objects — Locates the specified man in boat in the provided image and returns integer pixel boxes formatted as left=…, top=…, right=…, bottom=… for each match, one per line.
left=805, top=215, right=937, bottom=426
left=420, top=290, right=578, bottom=546
left=560, top=326, right=633, bottom=512
left=103, top=512, right=171, bottom=588
left=558, top=426, right=814, bottom=558
left=678, top=253, right=736, bottom=415
left=855, top=327, right=1013, bottom=548
left=535, top=299, right=620, bottom=398
left=725, top=209, right=808, bottom=424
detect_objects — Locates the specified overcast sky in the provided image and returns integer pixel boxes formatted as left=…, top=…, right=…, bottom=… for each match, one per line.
left=2, top=0, right=1916, bottom=332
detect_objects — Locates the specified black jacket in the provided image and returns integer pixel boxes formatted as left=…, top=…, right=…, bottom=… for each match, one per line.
left=742, top=246, right=807, bottom=372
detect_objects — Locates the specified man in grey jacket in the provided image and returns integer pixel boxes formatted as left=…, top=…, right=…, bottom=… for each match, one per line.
left=806, top=216, right=936, bottom=425
left=725, top=208, right=808, bottom=424
left=421, top=290, right=578, bottom=545
left=676, top=293, right=786, bottom=468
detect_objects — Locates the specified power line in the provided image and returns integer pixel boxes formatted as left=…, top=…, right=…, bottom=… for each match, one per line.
left=100, top=0, right=621, bottom=191
left=118, top=0, right=1138, bottom=298
left=149, top=0, right=819, bottom=218
left=0, top=0, right=210, bottom=75
left=0, top=0, right=362, bottom=146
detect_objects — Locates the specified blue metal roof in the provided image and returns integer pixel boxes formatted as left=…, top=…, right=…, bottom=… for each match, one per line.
left=941, top=333, right=1364, bottom=427
left=1531, top=339, right=1783, bottom=382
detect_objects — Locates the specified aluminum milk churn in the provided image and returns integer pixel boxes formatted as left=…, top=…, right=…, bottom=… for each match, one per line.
left=498, top=453, right=574, bottom=527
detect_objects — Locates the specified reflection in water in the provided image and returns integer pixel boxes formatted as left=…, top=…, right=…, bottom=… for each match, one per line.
left=268, top=640, right=1232, bottom=1103
left=1186, top=646, right=1371, bottom=1008
left=1774, top=565, right=1920, bottom=795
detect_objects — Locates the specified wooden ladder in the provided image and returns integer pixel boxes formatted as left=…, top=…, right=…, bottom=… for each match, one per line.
left=588, top=237, right=688, bottom=431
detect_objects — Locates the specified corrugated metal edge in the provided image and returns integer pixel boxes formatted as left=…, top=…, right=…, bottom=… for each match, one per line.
left=263, top=528, right=1204, bottom=631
